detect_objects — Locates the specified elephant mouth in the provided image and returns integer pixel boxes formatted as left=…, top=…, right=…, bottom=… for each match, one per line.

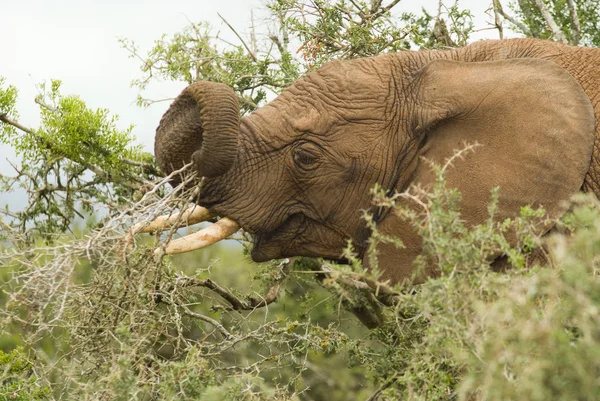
left=251, top=238, right=279, bottom=262
left=250, top=213, right=306, bottom=262
left=136, top=202, right=357, bottom=262
left=250, top=213, right=354, bottom=263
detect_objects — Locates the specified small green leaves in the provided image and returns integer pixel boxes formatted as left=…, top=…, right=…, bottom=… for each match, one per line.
left=0, top=77, right=19, bottom=145
left=121, top=21, right=298, bottom=114
left=509, top=0, right=600, bottom=46
left=0, top=78, right=156, bottom=238
left=36, top=80, right=138, bottom=170
left=0, top=347, right=51, bottom=400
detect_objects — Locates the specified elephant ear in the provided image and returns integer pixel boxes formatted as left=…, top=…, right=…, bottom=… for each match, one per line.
left=409, top=58, right=595, bottom=223
left=373, top=58, right=595, bottom=284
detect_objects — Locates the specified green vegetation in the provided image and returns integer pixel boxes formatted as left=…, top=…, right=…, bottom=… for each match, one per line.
left=0, top=347, right=51, bottom=400
left=1, top=1, right=599, bottom=400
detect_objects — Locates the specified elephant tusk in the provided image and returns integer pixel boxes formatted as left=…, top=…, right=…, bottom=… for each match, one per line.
left=155, top=217, right=240, bottom=255
left=133, top=206, right=215, bottom=234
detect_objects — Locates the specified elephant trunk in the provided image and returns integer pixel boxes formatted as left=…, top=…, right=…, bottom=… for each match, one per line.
left=155, top=81, right=240, bottom=182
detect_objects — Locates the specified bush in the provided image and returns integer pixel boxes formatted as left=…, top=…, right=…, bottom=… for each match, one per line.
left=1, top=157, right=599, bottom=400
left=0, top=347, right=51, bottom=400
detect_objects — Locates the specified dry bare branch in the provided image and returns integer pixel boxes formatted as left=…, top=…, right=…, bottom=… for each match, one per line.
left=171, top=258, right=295, bottom=311
left=178, top=306, right=234, bottom=339
left=489, top=1, right=504, bottom=39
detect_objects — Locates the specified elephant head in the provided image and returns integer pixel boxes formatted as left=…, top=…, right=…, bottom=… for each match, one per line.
left=153, top=47, right=596, bottom=284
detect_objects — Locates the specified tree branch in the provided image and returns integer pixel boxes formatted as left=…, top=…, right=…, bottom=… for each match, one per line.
left=366, top=375, right=399, bottom=401
left=0, top=112, right=161, bottom=177
left=269, top=35, right=287, bottom=58
left=179, top=306, right=233, bottom=339
left=34, top=97, right=57, bottom=112
left=370, top=0, right=383, bottom=14
left=566, top=0, right=581, bottom=44
left=493, top=0, right=532, bottom=36
left=0, top=113, right=35, bottom=135
left=172, top=258, right=295, bottom=311
left=371, top=0, right=402, bottom=20
left=218, top=13, right=257, bottom=62
left=238, top=96, right=259, bottom=111
left=490, top=0, right=504, bottom=39
left=120, top=158, right=163, bottom=177
left=0, top=215, right=14, bottom=233
left=532, top=0, right=568, bottom=43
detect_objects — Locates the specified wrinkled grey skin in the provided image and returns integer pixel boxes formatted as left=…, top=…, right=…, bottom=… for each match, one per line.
left=156, top=38, right=600, bottom=284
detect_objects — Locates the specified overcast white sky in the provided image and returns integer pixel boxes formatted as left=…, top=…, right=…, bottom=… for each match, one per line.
left=1, top=0, right=502, bottom=211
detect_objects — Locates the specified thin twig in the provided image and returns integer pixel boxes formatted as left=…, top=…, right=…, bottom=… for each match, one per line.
left=179, top=306, right=233, bottom=339
left=34, top=97, right=58, bottom=112
left=366, top=375, right=399, bottom=401
left=371, top=0, right=402, bottom=20
left=171, top=258, right=296, bottom=311
left=218, top=13, right=257, bottom=62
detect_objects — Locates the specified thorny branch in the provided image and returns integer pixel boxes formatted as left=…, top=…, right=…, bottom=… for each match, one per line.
left=169, top=258, right=295, bottom=311
left=1, top=148, right=403, bottom=333
left=0, top=157, right=409, bottom=399
left=164, top=253, right=400, bottom=326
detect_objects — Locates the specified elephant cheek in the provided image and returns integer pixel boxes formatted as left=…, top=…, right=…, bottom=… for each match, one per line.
left=251, top=247, right=275, bottom=263
left=250, top=214, right=307, bottom=262
left=251, top=235, right=284, bottom=262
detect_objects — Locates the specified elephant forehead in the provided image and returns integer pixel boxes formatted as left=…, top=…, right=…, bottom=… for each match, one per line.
left=286, top=60, right=390, bottom=105
left=283, top=106, right=335, bottom=134
left=245, top=59, right=395, bottom=146
left=275, top=85, right=390, bottom=130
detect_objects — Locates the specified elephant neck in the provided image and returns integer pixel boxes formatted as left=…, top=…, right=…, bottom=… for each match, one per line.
left=376, top=50, right=453, bottom=192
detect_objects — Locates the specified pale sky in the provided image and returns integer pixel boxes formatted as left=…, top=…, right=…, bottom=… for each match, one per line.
left=0, top=0, right=503, bottom=212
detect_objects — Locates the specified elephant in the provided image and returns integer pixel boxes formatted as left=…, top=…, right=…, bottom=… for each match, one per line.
left=149, top=38, right=600, bottom=284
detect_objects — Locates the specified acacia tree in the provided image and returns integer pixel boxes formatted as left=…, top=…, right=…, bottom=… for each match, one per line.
left=0, top=1, right=599, bottom=400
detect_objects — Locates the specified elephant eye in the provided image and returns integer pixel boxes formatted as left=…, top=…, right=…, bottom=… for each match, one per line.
left=293, top=148, right=318, bottom=169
